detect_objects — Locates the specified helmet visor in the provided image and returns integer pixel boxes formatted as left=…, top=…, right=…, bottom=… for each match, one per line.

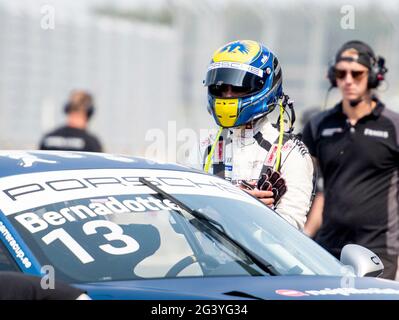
left=205, top=66, right=266, bottom=96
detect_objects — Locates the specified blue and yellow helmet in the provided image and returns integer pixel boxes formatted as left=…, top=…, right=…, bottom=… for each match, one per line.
left=204, top=40, right=283, bottom=128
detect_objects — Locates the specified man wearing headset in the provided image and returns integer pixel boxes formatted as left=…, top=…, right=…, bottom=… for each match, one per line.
left=201, top=40, right=314, bottom=230
left=302, top=40, right=399, bottom=279
left=39, top=90, right=103, bottom=152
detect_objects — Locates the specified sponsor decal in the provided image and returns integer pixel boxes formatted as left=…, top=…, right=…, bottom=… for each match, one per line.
left=321, top=127, right=343, bottom=137
left=44, top=136, right=85, bottom=150
left=294, top=139, right=309, bottom=156
left=0, top=221, right=32, bottom=268
left=281, top=142, right=293, bottom=151
left=208, top=62, right=263, bottom=78
left=265, top=145, right=278, bottom=166
left=0, top=169, right=263, bottom=215
left=261, top=54, right=268, bottom=64
left=216, top=139, right=224, bottom=162
left=275, top=289, right=309, bottom=297
left=14, top=196, right=182, bottom=235
left=275, top=287, right=399, bottom=297
left=364, top=128, right=389, bottom=138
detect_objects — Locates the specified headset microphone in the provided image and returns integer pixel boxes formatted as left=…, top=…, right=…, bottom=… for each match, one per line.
left=349, top=97, right=363, bottom=107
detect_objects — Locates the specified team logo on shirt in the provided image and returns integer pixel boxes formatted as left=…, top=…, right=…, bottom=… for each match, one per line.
left=321, top=127, right=343, bottom=137
left=364, top=128, right=389, bottom=139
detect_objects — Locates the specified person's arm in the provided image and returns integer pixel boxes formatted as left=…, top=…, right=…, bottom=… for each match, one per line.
left=304, top=161, right=324, bottom=237
left=304, top=191, right=324, bottom=237
left=273, top=145, right=315, bottom=230
left=300, top=115, right=323, bottom=232
left=0, top=272, right=88, bottom=300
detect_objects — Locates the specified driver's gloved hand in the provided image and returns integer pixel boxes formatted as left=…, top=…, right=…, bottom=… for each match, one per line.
left=257, top=167, right=287, bottom=204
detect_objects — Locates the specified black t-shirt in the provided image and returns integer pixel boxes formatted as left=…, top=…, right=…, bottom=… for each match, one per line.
left=302, top=97, right=399, bottom=256
left=39, top=126, right=102, bottom=152
left=0, top=272, right=85, bottom=300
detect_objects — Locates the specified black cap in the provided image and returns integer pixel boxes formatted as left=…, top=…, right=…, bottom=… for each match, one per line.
left=335, top=40, right=376, bottom=69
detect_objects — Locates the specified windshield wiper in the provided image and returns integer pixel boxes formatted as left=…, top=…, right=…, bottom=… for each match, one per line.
left=139, top=177, right=279, bottom=276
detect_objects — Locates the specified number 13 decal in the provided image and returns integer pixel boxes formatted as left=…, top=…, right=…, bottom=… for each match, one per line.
left=42, top=220, right=140, bottom=264
left=83, top=220, right=139, bottom=255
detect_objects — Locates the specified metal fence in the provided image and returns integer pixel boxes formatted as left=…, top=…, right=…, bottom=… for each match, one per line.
left=0, top=0, right=398, bottom=163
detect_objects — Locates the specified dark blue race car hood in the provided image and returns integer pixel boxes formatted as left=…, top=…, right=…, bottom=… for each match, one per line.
left=77, top=276, right=399, bottom=300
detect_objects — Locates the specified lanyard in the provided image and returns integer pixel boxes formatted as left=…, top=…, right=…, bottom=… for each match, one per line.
left=204, top=127, right=223, bottom=173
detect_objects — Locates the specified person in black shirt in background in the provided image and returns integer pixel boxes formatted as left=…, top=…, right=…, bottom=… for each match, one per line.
left=298, top=107, right=324, bottom=240
left=302, top=40, right=399, bottom=280
left=39, top=90, right=103, bottom=152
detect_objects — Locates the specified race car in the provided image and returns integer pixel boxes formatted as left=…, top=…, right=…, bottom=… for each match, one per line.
left=0, top=150, right=399, bottom=300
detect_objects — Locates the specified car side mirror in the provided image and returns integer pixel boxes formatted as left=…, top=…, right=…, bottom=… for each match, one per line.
left=340, top=244, right=384, bottom=277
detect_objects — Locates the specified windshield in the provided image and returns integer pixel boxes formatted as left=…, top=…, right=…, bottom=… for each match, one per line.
left=0, top=168, right=345, bottom=283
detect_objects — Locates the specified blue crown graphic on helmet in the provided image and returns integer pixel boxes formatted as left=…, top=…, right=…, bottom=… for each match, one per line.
left=220, top=42, right=250, bottom=54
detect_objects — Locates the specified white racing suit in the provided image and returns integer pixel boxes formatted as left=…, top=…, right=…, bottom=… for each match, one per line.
left=193, top=116, right=315, bottom=230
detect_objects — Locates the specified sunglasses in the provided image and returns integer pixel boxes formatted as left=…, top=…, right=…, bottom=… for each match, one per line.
left=334, top=69, right=367, bottom=80
left=209, top=84, right=254, bottom=97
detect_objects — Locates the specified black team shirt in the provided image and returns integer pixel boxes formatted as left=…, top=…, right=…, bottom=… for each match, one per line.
left=302, top=97, right=399, bottom=257
left=39, top=126, right=102, bottom=152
